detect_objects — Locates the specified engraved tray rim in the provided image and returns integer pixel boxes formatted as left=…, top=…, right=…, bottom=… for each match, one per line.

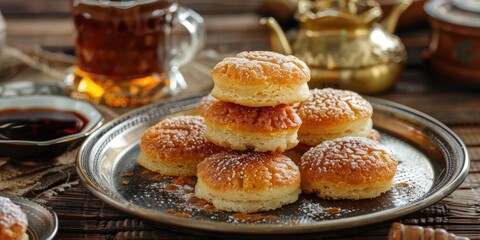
left=76, top=95, right=469, bottom=235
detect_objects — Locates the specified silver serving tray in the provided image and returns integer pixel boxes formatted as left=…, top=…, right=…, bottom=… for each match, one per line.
left=77, top=95, right=469, bottom=235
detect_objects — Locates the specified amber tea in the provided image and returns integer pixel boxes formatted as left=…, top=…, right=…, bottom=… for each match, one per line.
left=66, top=0, right=204, bottom=107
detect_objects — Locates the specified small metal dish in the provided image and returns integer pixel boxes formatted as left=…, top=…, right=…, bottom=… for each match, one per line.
left=0, top=194, right=58, bottom=240
left=0, top=95, right=103, bottom=165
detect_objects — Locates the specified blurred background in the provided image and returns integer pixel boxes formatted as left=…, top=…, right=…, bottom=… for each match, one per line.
left=0, top=0, right=433, bottom=89
left=0, top=0, right=429, bottom=53
left=1, top=0, right=436, bottom=97
left=1, top=0, right=271, bottom=52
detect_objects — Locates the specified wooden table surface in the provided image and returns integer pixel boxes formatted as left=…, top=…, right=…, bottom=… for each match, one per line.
left=1, top=1, right=479, bottom=239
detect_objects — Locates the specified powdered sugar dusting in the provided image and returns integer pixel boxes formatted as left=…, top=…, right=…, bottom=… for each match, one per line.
left=131, top=175, right=216, bottom=215
left=113, top=114, right=435, bottom=226
left=295, top=88, right=372, bottom=125
left=298, top=201, right=325, bottom=220
left=300, top=137, right=397, bottom=182
left=237, top=51, right=309, bottom=73
left=212, top=51, right=310, bottom=85
left=140, top=116, right=224, bottom=161
left=294, top=199, right=354, bottom=223
left=0, top=196, right=28, bottom=229
left=197, top=151, right=300, bottom=191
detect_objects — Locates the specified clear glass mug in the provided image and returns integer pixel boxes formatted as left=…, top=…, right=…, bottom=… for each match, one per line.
left=0, top=10, right=5, bottom=56
left=65, top=0, right=205, bottom=107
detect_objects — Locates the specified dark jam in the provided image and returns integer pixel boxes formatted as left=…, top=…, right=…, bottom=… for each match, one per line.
left=0, top=108, right=88, bottom=141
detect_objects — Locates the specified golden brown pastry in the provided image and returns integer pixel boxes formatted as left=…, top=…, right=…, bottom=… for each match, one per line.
left=0, top=197, right=28, bottom=240
left=137, top=116, right=224, bottom=176
left=295, top=88, right=374, bottom=146
left=368, top=129, right=381, bottom=143
left=204, top=101, right=302, bottom=152
left=211, top=51, right=310, bottom=107
left=196, top=94, right=218, bottom=117
left=195, top=150, right=301, bottom=213
left=300, top=137, right=398, bottom=200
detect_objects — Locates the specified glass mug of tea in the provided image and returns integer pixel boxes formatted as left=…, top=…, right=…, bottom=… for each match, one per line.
left=65, top=0, right=205, bottom=107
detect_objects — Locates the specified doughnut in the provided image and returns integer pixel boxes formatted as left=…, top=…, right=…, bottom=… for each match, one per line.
left=295, top=88, right=374, bottom=146
left=137, top=116, right=224, bottom=176
left=211, top=51, right=310, bottom=107
left=204, top=101, right=301, bottom=152
left=300, top=137, right=398, bottom=200
left=195, top=150, right=301, bottom=213
left=368, top=129, right=381, bottom=143
left=0, top=197, right=28, bottom=240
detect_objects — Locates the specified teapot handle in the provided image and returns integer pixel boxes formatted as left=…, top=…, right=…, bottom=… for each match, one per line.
left=358, top=6, right=382, bottom=25
left=259, top=17, right=293, bottom=55
left=382, top=0, right=413, bottom=33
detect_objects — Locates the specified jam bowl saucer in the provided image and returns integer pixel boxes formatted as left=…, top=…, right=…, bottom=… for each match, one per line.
left=0, top=95, right=103, bottom=165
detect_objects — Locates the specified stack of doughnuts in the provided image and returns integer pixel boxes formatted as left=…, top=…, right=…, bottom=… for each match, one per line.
left=195, top=51, right=311, bottom=212
left=293, top=88, right=397, bottom=200
left=138, top=50, right=399, bottom=213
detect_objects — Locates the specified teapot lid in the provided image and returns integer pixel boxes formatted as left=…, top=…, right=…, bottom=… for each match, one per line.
left=452, top=0, right=480, bottom=12
left=425, top=0, right=480, bottom=28
left=295, top=0, right=383, bottom=29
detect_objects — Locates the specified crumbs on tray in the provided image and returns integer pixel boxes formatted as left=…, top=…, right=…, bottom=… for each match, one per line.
left=166, top=209, right=190, bottom=218
left=230, top=213, right=277, bottom=222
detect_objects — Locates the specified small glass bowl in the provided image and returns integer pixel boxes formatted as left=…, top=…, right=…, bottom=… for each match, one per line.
left=0, top=95, right=103, bottom=165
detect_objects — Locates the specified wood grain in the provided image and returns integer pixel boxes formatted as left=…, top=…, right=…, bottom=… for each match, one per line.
left=0, top=0, right=263, bottom=16
left=5, top=14, right=270, bottom=52
left=2, top=1, right=480, bottom=239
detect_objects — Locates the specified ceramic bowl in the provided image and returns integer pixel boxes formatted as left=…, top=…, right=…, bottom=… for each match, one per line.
left=0, top=95, right=103, bottom=165
left=425, top=0, right=480, bottom=86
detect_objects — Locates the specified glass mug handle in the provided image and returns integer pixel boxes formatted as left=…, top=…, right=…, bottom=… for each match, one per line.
left=170, top=6, right=206, bottom=68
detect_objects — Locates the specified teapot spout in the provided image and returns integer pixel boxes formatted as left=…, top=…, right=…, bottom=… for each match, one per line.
left=381, top=0, right=412, bottom=33
left=260, top=17, right=292, bottom=55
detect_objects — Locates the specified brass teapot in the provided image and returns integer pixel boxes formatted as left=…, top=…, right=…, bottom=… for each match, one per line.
left=261, top=0, right=412, bottom=94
